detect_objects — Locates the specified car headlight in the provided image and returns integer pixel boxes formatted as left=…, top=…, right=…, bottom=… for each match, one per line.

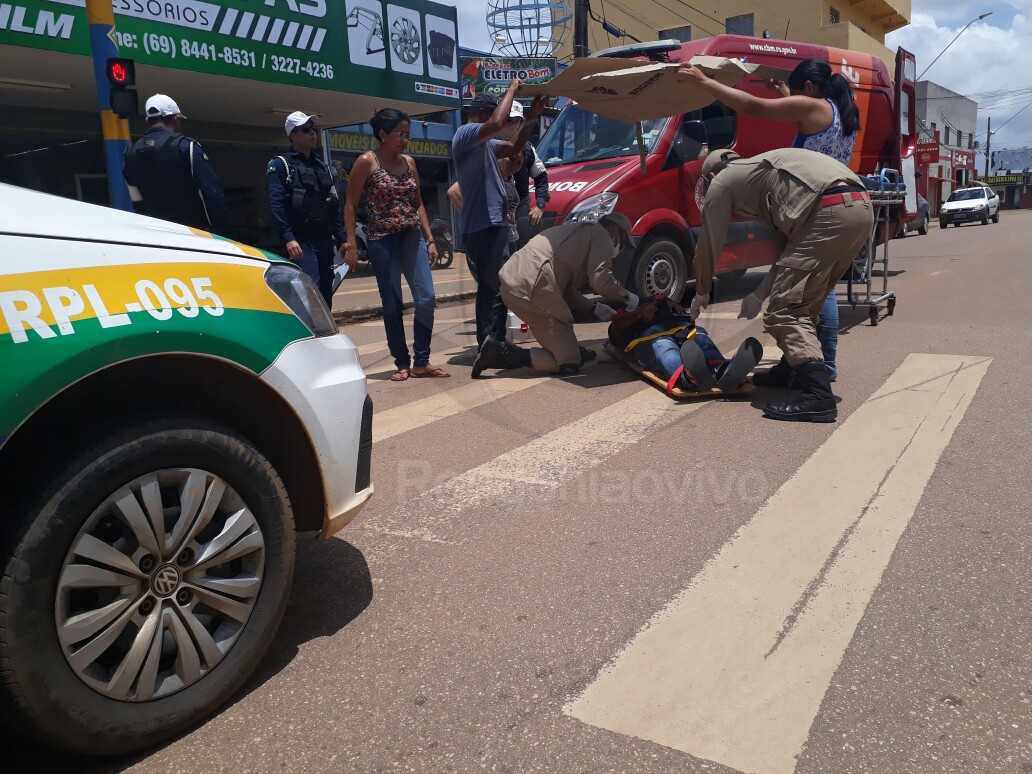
left=265, top=264, right=337, bottom=337
left=565, top=192, right=619, bottom=224
left=940, top=207, right=949, bottom=215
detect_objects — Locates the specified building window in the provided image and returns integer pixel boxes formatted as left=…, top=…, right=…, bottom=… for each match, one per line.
left=944, top=126, right=951, bottom=145
left=660, top=25, right=692, bottom=43
left=829, top=7, right=840, bottom=24
left=956, top=131, right=963, bottom=148
left=726, top=14, right=754, bottom=36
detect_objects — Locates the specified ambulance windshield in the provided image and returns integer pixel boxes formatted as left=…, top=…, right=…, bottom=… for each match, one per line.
left=538, top=106, right=669, bottom=167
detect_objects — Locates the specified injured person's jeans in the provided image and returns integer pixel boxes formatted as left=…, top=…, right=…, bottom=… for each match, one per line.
left=632, top=324, right=727, bottom=389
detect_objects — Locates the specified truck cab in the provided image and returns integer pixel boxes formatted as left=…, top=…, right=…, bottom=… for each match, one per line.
left=536, top=34, right=917, bottom=300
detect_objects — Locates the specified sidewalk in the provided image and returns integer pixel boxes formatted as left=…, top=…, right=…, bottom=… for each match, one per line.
left=331, top=251, right=477, bottom=323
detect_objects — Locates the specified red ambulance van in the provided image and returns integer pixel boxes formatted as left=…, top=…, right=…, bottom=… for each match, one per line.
left=535, top=35, right=918, bottom=299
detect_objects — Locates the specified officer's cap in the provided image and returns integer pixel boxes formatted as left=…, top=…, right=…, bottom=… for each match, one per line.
left=285, top=111, right=317, bottom=136
left=146, top=94, right=185, bottom=119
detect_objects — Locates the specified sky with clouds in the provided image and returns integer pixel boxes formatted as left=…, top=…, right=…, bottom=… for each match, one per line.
left=454, top=1, right=1032, bottom=154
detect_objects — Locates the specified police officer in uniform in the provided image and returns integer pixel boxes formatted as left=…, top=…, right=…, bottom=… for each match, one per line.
left=266, top=111, right=349, bottom=306
left=691, top=147, right=873, bottom=422
left=123, top=94, right=231, bottom=234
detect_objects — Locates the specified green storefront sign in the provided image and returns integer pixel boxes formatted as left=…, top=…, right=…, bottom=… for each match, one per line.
left=329, top=130, right=450, bottom=158
left=0, top=0, right=460, bottom=102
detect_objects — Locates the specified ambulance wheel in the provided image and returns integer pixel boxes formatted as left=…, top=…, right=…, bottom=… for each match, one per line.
left=632, top=237, right=688, bottom=301
left=0, top=415, right=295, bottom=755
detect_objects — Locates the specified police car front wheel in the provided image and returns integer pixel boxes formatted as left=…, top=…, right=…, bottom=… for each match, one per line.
left=0, top=415, right=295, bottom=755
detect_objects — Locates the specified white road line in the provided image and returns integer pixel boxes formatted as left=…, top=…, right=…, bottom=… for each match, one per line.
left=565, top=353, right=992, bottom=774
left=356, top=315, right=474, bottom=329
left=363, top=387, right=705, bottom=543
left=374, top=370, right=550, bottom=442
left=335, top=276, right=473, bottom=297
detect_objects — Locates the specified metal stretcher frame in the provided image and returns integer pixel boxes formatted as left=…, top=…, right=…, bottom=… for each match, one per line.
left=836, top=190, right=901, bottom=326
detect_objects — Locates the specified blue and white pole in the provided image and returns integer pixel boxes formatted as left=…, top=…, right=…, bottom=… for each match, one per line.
left=86, top=0, right=132, bottom=210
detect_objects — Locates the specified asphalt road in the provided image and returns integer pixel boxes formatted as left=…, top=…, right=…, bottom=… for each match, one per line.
left=11, top=211, right=1031, bottom=773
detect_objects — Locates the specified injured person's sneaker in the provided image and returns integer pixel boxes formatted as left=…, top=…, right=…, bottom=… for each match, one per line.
left=716, top=337, right=762, bottom=392
left=579, top=346, right=598, bottom=363
left=679, top=339, right=717, bottom=391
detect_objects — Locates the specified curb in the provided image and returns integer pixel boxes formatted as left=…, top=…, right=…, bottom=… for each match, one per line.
left=333, top=288, right=478, bottom=324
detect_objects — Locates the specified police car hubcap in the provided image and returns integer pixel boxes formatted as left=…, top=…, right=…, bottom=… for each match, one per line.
left=55, top=468, right=266, bottom=702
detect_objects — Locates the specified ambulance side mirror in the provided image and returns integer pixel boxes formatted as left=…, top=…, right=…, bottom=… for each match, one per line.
left=668, top=120, right=708, bottom=168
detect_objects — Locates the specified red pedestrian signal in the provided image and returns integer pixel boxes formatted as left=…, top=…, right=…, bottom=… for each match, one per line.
left=105, top=58, right=138, bottom=118
left=105, top=58, right=136, bottom=87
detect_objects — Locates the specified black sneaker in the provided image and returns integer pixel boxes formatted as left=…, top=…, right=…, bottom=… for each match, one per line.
left=679, top=339, right=717, bottom=391
left=717, top=337, right=762, bottom=392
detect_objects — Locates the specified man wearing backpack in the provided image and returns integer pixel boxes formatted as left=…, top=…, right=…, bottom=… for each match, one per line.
left=266, top=111, right=350, bottom=306
left=123, top=94, right=231, bottom=235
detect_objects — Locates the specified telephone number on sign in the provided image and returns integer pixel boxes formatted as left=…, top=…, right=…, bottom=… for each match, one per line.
left=141, top=36, right=334, bottom=79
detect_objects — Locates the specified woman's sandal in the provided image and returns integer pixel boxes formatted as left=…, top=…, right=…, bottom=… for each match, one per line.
left=411, top=364, right=451, bottom=378
left=391, top=368, right=410, bottom=382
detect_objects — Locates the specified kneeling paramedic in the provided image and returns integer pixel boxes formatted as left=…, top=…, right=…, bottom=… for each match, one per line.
left=691, top=148, right=873, bottom=422
left=267, top=111, right=349, bottom=306
left=608, top=298, right=761, bottom=394
left=472, top=214, right=639, bottom=377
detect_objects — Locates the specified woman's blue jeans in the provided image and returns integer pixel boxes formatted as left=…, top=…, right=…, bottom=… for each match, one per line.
left=816, top=290, right=838, bottom=378
left=367, top=228, right=436, bottom=369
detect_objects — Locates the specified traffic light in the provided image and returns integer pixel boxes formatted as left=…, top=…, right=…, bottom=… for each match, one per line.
left=105, top=58, right=138, bottom=118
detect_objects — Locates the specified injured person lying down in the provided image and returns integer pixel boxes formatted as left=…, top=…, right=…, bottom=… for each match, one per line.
left=606, top=297, right=762, bottom=395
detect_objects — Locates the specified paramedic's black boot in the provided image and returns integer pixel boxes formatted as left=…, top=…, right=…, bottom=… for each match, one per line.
left=472, top=338, right=513, bottom=378
left=503, top=341, right=532, bottom=369
left=763, top=361, right=837, bottom=423
left=750, top=356, right=794, bottom=388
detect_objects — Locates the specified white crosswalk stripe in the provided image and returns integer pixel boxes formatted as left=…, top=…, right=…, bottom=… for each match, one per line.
left=563, top=353, right=992, bottom=774
left=363, top=386, right=706, bottom=543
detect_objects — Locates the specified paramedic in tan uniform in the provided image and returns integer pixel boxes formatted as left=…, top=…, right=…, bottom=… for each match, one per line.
left=691, top=148, right=872, bottom=422
left=471, top=214, right=640, bottom=377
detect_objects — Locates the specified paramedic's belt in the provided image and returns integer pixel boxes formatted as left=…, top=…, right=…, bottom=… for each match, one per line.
left=623, top=324, right=694, bottom=354
left=821, top=187, right=869, bottom=208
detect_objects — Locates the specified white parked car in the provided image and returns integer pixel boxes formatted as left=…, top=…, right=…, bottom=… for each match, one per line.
left=939, top=185, right=1000, bottom=228
left=0, top=184, right=373, bottom=755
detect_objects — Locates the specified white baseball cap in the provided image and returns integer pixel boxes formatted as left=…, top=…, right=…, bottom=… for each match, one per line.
left=145, top=94, right=185, bottom=119
left=509, top=101, right=525, bottom=121
left=285, top=111, right=317, bottom=135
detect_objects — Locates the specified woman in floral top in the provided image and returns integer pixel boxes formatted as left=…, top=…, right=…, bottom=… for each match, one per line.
left=345, top=108, right=449, bottom=380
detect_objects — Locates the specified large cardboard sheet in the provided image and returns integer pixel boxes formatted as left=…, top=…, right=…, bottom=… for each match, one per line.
left=519, top=56, right=793, bottom=122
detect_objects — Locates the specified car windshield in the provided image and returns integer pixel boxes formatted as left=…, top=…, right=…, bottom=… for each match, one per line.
left=538, top=106, right=669, bottom=167
left=948, top=188, right=987, bottom=202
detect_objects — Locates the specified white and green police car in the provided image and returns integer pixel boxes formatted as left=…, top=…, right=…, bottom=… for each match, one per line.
left=0, top=183, right=373, bottom=754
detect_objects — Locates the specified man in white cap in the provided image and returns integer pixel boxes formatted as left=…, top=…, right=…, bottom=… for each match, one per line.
left=123, top=94, right=230, bottom=233
left=473, top=213, right=640, bottom=377
left=266, top=111, right=348, bottom=306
